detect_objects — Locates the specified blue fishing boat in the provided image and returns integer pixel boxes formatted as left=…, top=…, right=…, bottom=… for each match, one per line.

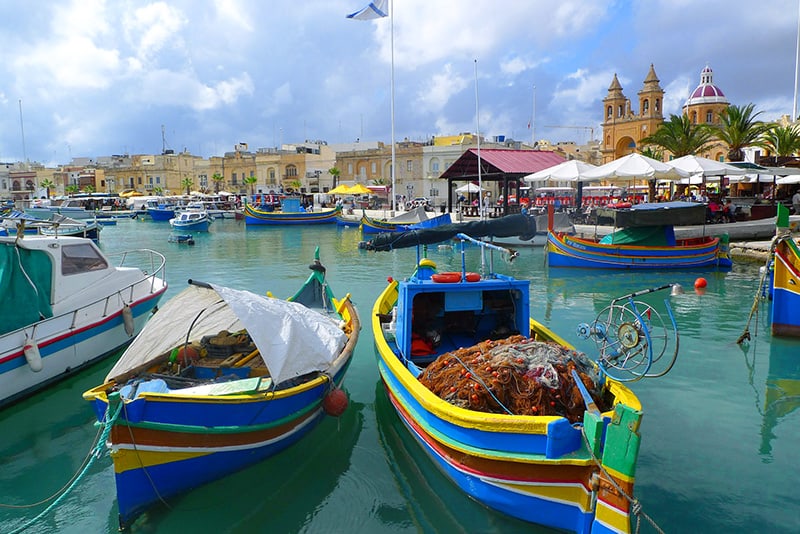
left=547, top=201, right=732, bottom=269
left=83, top=248, right=360, bottom=529
left=367, top=221, right=681, bottom=533
left=147, top=204, right=176, bottom=221
left=245, top=197, right=340, bottom=225
left=771, top=235, right=800, bottom=337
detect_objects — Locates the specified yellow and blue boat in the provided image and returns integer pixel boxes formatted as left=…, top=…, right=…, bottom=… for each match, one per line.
left=83, top=248, right=360, bottom=529
left=771, top=235, right=800, bottom=337
left=368, top=225, right=680, bottom=533
left=547, top=201, right=732, bottom=270
left=244, top=197, right=340, bottom=225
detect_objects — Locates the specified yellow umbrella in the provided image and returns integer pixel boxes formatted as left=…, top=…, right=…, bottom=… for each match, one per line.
left=348, top=183, right=372, bottom=195
left=328, top=184, right=352, bottom=194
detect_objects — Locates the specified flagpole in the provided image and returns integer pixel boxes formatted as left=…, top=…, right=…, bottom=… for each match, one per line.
left=794, top=0, right=800, bottom=120
left=475, top=59, right=483, bottom=220
left=390, top=0, right=396, bottom=214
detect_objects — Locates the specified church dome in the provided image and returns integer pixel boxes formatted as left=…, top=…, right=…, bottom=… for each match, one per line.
left=684, top=65, right=728, bottom=107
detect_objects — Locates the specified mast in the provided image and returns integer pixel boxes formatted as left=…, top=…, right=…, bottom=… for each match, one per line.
left=475, top=59, right=482, bottom=220
left=794, top=0, right=800, bottom=120
left=389, top=0, right=396, bottom=214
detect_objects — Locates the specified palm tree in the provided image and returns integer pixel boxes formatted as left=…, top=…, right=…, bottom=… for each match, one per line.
left=759, top=123, right=800, bottom=162
left=181, top=177, right=194, bottom=195
left=712, top=103, right=770, bottom=162
left=243, top=175, right=258, bottom=196
left=640, top=113, right=714, bottom=157
left=212, top=173, right=224, bottom=193
left=65, top=184, right=79, bottom=196
left=153, top=186, right=164, bottom=196
left=39, top=178, right=55, bottom=198
left=83, top=184, right=95, bottom=194
left=329, top=167, right=340, bottom=189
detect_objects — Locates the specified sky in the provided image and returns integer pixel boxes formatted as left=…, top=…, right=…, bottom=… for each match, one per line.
left=1, top=0, right=800, bottom=166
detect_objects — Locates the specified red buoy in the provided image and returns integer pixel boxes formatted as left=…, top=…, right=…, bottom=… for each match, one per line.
left=323, top=387, right=349, bottom=417
left=694, top=277, right=708, bottom=289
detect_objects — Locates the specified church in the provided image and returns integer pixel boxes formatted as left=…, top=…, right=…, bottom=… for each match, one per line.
left=600, top=64, right=730, bottom=162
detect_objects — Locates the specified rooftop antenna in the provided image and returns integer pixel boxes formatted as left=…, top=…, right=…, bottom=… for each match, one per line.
left=19, top=99, right=27, bottom=165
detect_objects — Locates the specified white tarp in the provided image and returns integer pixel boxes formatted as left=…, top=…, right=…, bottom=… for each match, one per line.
left=455, top=183, right=484, bottom=193
left=106, top=283, right=347, bottom=386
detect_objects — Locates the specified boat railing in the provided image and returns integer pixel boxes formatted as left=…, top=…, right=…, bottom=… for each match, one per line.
left=105, top=248, right=168, bottom=300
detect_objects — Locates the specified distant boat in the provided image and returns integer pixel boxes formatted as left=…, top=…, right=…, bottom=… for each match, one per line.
left=39, top=215, right=103, bottom=243
left=147, top=204, right=176, bottom=221
left=244, top=197, right=340, bottom=225
left=0, top=234, right=167, bottom=408
left=169, top=205, right=212, bottom=232
left=547, top=201, right=733, bottom=270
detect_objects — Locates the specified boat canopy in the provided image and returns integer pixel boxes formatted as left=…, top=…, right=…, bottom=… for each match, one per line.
left=106, top=283, right=347, bottom=385
left=0, top=242, right=53, bottom=335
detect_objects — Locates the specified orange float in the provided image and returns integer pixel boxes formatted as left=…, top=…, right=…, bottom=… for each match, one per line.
left=431, top=272, right=481, bottom=283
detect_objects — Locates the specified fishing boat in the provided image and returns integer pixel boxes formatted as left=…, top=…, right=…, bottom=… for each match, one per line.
left=146, top=204, right=177, bottom=221
left=83, top=248, right=360, bottom=529
left=38, top=215, right=103, bottom=242
left=361, top=209, right=453, bottom=234
left=244, top=197, right=340, bottom=225
left=0, top=233, right=166, bottom=408
left=167, top=233, right=195, bottom=245
left=547, top=201, right=732, bottom=269
left=169, top=206, right=212, bottom=232
left=770, top=235, right=800, bottom=337
left=369, top=224, right=680, bottom=533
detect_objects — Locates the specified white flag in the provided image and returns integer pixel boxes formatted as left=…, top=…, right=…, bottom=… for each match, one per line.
left=346, top=0, right=388, bottom=20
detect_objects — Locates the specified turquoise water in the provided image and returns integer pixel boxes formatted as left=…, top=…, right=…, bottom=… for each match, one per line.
left=1, top=218, right=798, bottom=533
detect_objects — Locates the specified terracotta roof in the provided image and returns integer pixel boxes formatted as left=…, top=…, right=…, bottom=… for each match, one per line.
left=440, top=149, right=566, bottom=180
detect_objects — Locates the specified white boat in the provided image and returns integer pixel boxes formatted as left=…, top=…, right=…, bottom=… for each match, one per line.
left=0, top=234, right=167, bottom=408
left=25, top=198, right=98, bottom=220
left=169, top=204, right=212, bottom=231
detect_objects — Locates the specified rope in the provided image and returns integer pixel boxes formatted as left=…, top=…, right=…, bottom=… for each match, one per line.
left=6, top=401, right=123, bottom=534
left=737, top=236, right=780, bottom=345
left=579, top=426, right=665, bottom=534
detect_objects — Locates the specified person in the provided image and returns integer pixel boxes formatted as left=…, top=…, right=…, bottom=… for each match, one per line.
left=722, top=199, right=736, bottom=223
left=793, top=189, right=800, bottom=214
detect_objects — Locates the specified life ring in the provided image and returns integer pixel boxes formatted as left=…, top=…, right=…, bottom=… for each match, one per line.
left=431, top=271, right=480, bottom=283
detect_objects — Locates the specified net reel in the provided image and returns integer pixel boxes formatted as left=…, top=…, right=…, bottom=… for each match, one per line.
left=576, top=284, right=681, bottom=382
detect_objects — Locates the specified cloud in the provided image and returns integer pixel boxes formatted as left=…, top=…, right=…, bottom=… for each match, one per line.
left=415, top=64, right=469, bottom=113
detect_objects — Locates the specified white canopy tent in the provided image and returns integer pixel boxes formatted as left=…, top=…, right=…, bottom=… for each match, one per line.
left=523, top=160, right=598, bottom=183
left=667, top=155, right=747, bottom=177
left=582, top=153, right=689, bottom=182
left=455, top=183, right=485, bottom=193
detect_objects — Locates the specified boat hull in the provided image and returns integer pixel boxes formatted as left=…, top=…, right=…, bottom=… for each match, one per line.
left=0, top=288, right=164, bottom=408
left=147, top=208, right=175, bottom=221
left=244, top=204, right=340, bottom=225
left=169, top=219, right=211, bottom=232
left=771, top=238, right=800, bottom=337
left=546, top=231, right=732, bottom=269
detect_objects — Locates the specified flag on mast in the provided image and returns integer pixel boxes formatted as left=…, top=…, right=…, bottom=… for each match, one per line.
left=346, top=0, right=388, bottom=20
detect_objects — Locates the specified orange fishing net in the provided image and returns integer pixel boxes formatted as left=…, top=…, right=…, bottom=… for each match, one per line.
left=418, top=335, right=611, bottom=423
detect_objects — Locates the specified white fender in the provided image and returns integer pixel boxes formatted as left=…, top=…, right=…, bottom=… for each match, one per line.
left=122, top=304, right=135, bottom=336
left=23, top=335, right=43, bottom=372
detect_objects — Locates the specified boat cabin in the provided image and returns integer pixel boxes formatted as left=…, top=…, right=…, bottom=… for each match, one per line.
left=394, top=261, right=530, bottom=365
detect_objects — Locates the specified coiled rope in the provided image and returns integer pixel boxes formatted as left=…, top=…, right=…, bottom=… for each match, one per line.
left=4, top=402, right=123, bottom=534
left=579, top=426, right=665, bottom=534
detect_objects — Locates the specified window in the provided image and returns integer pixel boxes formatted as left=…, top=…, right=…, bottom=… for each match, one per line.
left=137, top=177, right=142, bottom=184
left=156, top=176, right=161, bottom=184
left=430, top=159, right=440, bottom=173
left=607, top=106, right=612, bottom=118
left=61, top=243, right=108, bottom=275
left=706, top=111, right=713, bottom=123
left=359, top=165, right=366, bottom=178
left=371, top=162, right=377, bottom=173
left=691, top=111, right=697, bottom=124
left=286, top=165, right=298, bottom=177
left=618, top=104, right=624, bottom=118
left=643, top=99, right=649, bottom=113
left=407, top=160, right=412, bottom=172
left=655, top=99, right=660, bottom=112
left=348, top=163, right=353, bottom=174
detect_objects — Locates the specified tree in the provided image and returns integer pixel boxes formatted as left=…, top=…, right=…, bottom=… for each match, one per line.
left=212, top=173, right=224, bottom=193
left=329, top=167, right=340, bottom=189
left=39, top=178, right=55, bottom=198
left=640, top=113, right=714, bottom=157
left=243, top=175, right=258, bottom=196
left=153, top=186, right=164, bottom=196
left=82, top=184, right=95, bottom=194
left=65, top=184, right=79, bottom=196
left=181, top=177, right=194, bottom=195
left=759, top=123, right=800, bottom=162
left=712, top=103, right=770, bottom=162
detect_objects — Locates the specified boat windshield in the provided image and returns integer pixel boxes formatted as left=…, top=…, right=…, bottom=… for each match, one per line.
left=61, top=243, right=108, bottom=275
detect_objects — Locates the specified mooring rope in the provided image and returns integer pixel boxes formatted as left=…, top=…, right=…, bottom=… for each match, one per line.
left=737, top=235, right=781, bottom=345
left=5, top=402, right=123, bottom=534
left=579, top=426, right=665, bottom=534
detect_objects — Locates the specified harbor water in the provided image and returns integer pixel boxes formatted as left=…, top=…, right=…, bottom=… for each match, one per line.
left=1, top=218, right=797, bottom=533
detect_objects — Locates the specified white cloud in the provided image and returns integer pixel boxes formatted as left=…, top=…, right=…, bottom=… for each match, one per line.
left=125, top=3, right=188, bottom=62
left=415, top=64, right=469, bottom=113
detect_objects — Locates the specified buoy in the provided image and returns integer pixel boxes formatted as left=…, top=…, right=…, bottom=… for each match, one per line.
left=177, top=345, right=200, bottom=365
left=23, top=335, right=43, bottom=372
left=322, top=387, right=348, bottom=417
left=122, top=304, right=135, bottom=336
left=694, top=277, right=708, bottom=289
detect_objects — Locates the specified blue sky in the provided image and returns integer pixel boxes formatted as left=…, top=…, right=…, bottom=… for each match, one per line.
left=1, top=0, right=799, bottom=165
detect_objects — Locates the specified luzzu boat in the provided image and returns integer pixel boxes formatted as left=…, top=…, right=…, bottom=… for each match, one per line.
left=83, top=248, right=360, bottom=529
left=0, top=232, right=167, bottom=408
left=368, top=225, right=680, bottom=533
left=547, top=201, right=732, bottom=269
left=771, top=235, right=800, bottom=337
left=244, top=197, right=340, bottom=225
